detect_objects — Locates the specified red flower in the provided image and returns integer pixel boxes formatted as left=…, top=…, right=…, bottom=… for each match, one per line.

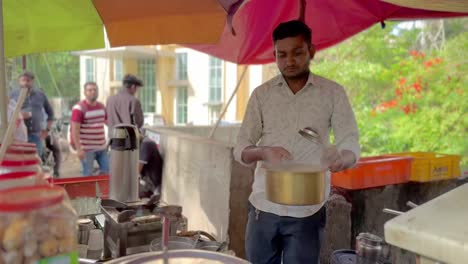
left=424, top=60, right=433, bottom=69
left=374, top=99, right=398, bottom=113
left=395, top=88, right=403, bottom=97
left=402, top=105, right=410, bottom=114
left=413, top=82, right=422, bottom=93
left=434, top=58, right=443, bottom=64
left=388, top=99, right=398, bottom=107
left=399, top=78, right=406, bottom=85
left=401, top=103, right=417, bottom=114
left=409, top=50, right=425, bottom=59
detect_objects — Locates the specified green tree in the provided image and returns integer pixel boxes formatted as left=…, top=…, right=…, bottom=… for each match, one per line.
left=313, top=19, right=467, bottom=165
left=8, top=52, right=80, bottom=100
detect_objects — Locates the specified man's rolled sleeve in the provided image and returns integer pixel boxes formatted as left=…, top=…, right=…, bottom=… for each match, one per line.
left=139, top=139, right=152, bottom=164
left=331, top=86, right=361, bottom=166
left=133, top=99, right=144, bottom=129
left=233, top=90, right=263, bottom=168
left=43, top=94, right=54, bottom=122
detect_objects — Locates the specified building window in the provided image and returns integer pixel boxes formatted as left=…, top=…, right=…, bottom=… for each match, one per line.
left=176, top=86, right=188, bottom=124
left=137, top=58, right=156, bottom=113
left=209, top=105, right=222, bottom=124
left=85, top=58, right=95, bottom=82
left=176, top=53, right=188, bottom=80
left=209, top=57, right=222, bottom=103
left=114, top=58, right=123, bottom=81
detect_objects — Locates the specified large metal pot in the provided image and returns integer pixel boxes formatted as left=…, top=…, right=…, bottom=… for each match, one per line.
left=265, top=164, right=326, bottom=205
left=105, top=250, right=249, bottom=263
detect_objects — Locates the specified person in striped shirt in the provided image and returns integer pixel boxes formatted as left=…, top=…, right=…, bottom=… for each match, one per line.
left=71, top=82, right=109, bottom=176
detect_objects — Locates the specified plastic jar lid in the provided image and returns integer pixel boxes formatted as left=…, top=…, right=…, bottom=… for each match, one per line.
left=0, top=154, right=40, bottom=167
left=0, top=185, right=65, bottom=212
left=0, top=171, right=37, bottom=191
left=11, top=142, right=36, bottom=147
left=0, top=143, right=37, bottom=154
left=0, top=171, right=36, bottom=181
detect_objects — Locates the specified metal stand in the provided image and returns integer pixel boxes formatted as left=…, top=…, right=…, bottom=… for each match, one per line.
left=0, top=0, right=9, bottom=138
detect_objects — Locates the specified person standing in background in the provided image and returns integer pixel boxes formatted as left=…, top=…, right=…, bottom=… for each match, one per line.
left=106, top=74, right=144, bottom=137
left=42, top=108, right=62, bottom=178
left=71, top=82, right=109, bottom=176
left=9, top=71, right=54, bottom=155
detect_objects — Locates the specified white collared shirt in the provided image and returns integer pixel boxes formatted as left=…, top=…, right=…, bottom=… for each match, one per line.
left=233, top=73, right=360, bottom=217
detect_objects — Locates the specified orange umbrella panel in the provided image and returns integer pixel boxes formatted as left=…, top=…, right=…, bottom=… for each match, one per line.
left=93, top=0, right=228, bottom=46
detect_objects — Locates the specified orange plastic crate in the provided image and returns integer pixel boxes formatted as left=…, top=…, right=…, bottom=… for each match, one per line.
left=331, top=156, right=412, bottom=190
left=51, top=175, right=109, bottom=199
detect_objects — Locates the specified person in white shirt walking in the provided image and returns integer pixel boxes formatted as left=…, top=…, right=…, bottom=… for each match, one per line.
left=234, top=20, right=360, bottom=264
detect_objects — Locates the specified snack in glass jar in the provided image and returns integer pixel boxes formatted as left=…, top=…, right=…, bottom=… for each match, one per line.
left=0, top=185, right=78, bottom=263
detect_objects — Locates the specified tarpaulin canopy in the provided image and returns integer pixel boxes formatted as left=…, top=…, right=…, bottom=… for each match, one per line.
left=3, top=0, right=238, bottom=58
left=3, top=0, right=467, bottom=63
left=189, top=0, right=468, bottom=64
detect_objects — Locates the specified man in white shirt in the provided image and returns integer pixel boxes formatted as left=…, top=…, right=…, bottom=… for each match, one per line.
left=233, top=20, right=360, bottom=264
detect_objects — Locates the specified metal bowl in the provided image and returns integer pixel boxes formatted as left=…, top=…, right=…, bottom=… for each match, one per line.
left=196, top=241, right=228, bottom=252
left=149, top=236, right=196, bottom=252
left=265, top=164, right=326, bottom=205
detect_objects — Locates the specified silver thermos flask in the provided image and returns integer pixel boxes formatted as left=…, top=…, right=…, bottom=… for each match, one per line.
left=109, top=124, right=140, bottom=203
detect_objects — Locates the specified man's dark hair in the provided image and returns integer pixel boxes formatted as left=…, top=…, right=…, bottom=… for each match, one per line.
left=123, top=74, right=143, bottom=88
left=83, top=81, right=98, bottom=90
left=272, top=20, right=312, bottom=47
left=18, top=70, right=35, bottom=80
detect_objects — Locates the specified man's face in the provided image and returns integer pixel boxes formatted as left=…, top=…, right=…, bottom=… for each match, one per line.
left=18, top=76, right=34, bottom=89
left=129, top=85, right=140, bottom=95
left=274, top=35, right=315, bottom=80
left=84, top=84, right=99, bottom=102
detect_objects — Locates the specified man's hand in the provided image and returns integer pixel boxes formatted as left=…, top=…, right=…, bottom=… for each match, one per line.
left=241, top=146, right=292, bottom=165
left=21, top=111, right=32, bottom=119
left=322, top=147, right=356, bottom=172
left=40, top=130, right=49, bottom=139
left=77, top=149, right=86, bottom=160
left=261, top=146, right=292, bottom=165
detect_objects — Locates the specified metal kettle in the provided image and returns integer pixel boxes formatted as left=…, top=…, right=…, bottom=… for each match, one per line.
left=109, top=124, right=140, bottom=203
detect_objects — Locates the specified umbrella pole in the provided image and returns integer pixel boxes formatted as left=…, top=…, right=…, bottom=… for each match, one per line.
left=208, top=66, right=248, bottom=139
left=0, top=0, right=9, bottom=138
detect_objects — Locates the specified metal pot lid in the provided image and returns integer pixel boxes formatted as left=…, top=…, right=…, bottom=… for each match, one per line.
left=77, top=218, right=93, bottom=225
left=105, top=250, right=250, bottom=264
left=298, top=127, right=320, bottom=143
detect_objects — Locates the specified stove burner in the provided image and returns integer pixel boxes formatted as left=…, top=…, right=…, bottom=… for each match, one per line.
left=100, top=199, right=184, bottom=258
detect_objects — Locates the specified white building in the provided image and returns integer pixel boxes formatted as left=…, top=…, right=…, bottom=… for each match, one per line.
left=75, top=46, right=278, bottom=126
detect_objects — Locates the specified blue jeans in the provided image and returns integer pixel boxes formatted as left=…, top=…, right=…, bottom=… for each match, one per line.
left=80, top=150, right=109, bottom=176
left=245, top=203, right=326, bottom=264
left=28, top=134, right=43, bottom=156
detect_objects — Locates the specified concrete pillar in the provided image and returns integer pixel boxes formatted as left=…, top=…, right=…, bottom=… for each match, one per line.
left=124, top=58, right=137, bottom=75
left=156, top=50, right=176, bottom=126
left=235, top=65, right=250, bottom=121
